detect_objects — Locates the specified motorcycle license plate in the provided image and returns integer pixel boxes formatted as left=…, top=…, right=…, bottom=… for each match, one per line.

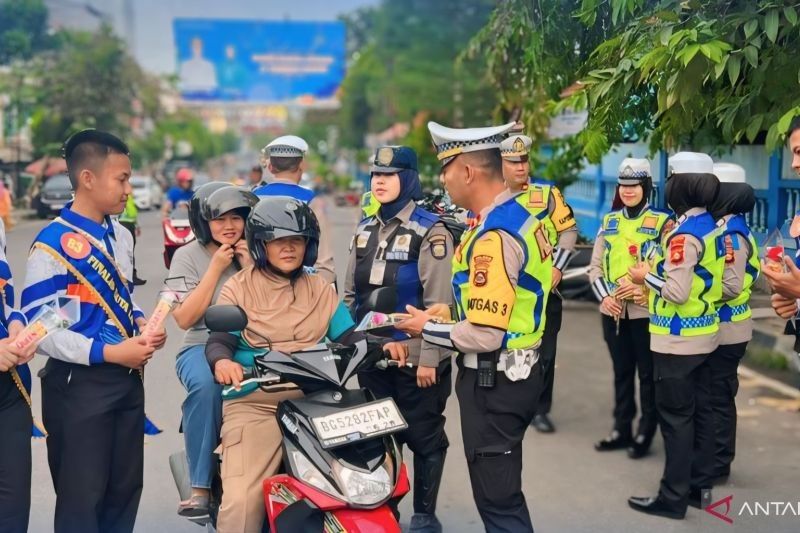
left=311, top=398, right=407, bottom=449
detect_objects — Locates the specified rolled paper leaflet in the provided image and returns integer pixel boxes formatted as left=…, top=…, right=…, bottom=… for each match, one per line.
left=355, top=311, right=412, bottom=332
left=15, top=304, right=73, bottom=351
left=143, top=291, right=178, bottom=338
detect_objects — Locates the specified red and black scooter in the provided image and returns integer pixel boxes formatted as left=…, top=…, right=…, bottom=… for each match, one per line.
left=186, top=305, right=410, bottom=532
left=162, top=203, right=195, bottom=268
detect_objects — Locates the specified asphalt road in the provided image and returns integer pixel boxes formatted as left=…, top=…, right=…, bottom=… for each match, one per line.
left=6, top=201, right=799, bottom=533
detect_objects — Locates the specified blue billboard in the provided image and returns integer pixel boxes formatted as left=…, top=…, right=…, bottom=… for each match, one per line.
left=173, top=19, right=345, bottom=103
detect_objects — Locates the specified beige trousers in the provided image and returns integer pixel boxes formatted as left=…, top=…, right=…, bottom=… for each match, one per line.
left=216, top=387, right=304, bottom=533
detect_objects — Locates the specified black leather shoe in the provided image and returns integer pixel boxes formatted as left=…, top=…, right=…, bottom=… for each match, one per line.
left=688, top=487, right=713, bottom=509
left=628, top=496, right=685, bottom=519
left=133, top=277, right=147, bottom=286
left=594, top=430, right=632, bottom=451
left=627, top=434, right=652, bottom=459
left=531, top=414, right=555, bottom=433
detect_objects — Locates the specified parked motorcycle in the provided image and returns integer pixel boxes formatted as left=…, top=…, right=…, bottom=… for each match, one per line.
left=171, top=304, right=410, bottom=532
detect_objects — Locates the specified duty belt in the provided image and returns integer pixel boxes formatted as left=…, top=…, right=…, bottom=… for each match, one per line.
left=463, top=349, right=540, bottom=381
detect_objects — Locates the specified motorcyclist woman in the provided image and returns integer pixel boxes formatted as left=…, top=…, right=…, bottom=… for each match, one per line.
left=205, top=197, right=406, bottom=533
left=168, top=183, right=258, bottom=517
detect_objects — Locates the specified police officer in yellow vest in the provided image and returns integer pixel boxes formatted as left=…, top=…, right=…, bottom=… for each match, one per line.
left=396, top=121, right=552, bottom=532
left=119, top=195, right=146, bottom=286
left=707, top=164, right=760, bottom=482
left=627, top=152, right=723, bottom=519
left=499, top=133, right=576, bottom=433
left=589, top=158, right=673, bottom=459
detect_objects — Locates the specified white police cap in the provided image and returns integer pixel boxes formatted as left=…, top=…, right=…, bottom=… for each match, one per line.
left=499, top=135, right=532, bottom=161
left=617, top=158, right=652, bottom=185
left=713, top=163, right=746, bottom=183
left=428, top=121, right=516, bottom=166
left=264, top=135, right=308, bottom=158
left=668, top=152, right=714, bottom=176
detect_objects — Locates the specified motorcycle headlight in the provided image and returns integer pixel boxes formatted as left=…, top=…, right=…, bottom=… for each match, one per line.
left=288, top=450, right=342, bottom=500
left=332, top=455, right=394, bottom=506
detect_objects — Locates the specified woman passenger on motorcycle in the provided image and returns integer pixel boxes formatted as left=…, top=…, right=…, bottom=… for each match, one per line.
left=205, top=197, right=406, bottom=533
left=168, top=183, right=258, bottom=517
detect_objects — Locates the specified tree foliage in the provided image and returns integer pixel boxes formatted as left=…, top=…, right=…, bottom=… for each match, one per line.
left=0, top=0, right=50, bottom=63
left=561, top=0, right=800, bottom=161
left=338, top=0, right=497, bottom=151
left=26, top=25, right=164, bottom=157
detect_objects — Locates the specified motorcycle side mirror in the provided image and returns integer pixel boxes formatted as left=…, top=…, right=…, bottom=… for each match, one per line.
left=365, top=287, right=397, bottom=313
left=205, top=305, right=248, bottom=332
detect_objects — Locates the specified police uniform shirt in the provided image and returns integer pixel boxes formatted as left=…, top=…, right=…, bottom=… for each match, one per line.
left=718, top=214, right=754, bottom=345
left=543, top=184, right=578, bottom=267
left=643, top=207, right=718, bottom=355
left=343, top=201, right=454, bottom=367
left=422, top=188, right=532, bottom=354
left=21, top=212, right=144, bottom=365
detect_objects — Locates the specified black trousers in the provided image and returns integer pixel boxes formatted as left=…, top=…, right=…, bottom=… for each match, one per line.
left=0, top=372, right=32, bottom=533
left=120, top=221, right=138, bottom=279
left=708, top=342, right=748, bottom=477
left=359, top=360, right=451, bottom=515
left=41, top=358, right=145, bottom=533
left=601, top=315, right=656, bottom=438
left=457, top=356, right=542, bottom=533
left=534, top=295, right=562, bottom=416
left=653, top=353, right=714, bottom=511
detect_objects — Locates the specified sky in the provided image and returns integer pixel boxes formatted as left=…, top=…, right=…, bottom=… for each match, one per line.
left=45, top=0, right=378, bottom=74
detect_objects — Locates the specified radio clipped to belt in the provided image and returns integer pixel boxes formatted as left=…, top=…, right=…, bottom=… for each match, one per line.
left=477, top=351, right=499, bottom=388
left=504, top=348, right=539, bottom=382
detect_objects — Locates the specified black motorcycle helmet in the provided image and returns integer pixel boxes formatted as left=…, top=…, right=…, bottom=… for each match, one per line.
left=189, top=182, right=232, bottom=245
left=246, top=196, right=320, bottom=275
left=202, top=187, right=259, bottom=223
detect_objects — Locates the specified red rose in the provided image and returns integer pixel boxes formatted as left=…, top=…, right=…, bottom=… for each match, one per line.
left=628, top=244, right=638, bottom=256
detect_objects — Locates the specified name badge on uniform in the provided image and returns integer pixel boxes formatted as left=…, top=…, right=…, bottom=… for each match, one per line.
left=370, top=260, right=386, bottom=285
left=638, top=215, right=658, bottom=236
left=527, top=188, right=546, bottom=208
left=356, top=231, right=370, bottom=249
left=393, top=234, right=411, bottom=253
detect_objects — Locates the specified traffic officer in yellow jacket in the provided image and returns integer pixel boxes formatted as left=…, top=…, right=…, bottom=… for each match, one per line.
left=588, top=158, right=673, bottom=459
left=627, top=152, right=723, bottom=519
left=397, top=121, right=552, bottom=532
left=707, top=164, right=760, bottom=482
left=499, top=133, right=577, bottom=433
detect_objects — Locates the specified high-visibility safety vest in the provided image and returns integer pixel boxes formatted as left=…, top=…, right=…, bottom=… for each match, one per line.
left=649, top=211, right=725, bottom=337
left=452, top=194, right=553, bottom=349
left=716, top=214, right=760, bottom=324
left=519, top=179, right=576, bottom=245
left=601, top=206, right=672, bottom=291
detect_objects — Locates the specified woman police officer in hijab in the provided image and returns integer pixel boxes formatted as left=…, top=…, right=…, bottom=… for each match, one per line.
left=344, top=146, right=455, bottom=532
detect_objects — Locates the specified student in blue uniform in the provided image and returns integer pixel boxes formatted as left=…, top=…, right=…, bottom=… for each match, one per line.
left=0, top=219, right=37, bottom=533
left=21, top=129, right=167, bottom=533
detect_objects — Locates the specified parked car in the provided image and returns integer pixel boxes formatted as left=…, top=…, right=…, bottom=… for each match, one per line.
left=130, top=175, right=163, bottom=210
left=37, top=174, right=73, bottom=219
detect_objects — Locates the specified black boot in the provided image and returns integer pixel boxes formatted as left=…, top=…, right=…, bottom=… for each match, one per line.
left=595, top=429, right=632, bottom=451
left=688, top=487, right=713, bottom=509
left=410, top=451, right=446, bottom=533
left=531, top=414, right=555, bottom=433
left=628, top=495, right=686, bottom=519
left=627, top=433, right=653, bottom=459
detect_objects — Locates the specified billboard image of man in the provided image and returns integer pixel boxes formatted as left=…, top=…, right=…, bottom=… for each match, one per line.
left=179, top=37, right=218, bottom=93
left=218, top=45, right=247, bottom=99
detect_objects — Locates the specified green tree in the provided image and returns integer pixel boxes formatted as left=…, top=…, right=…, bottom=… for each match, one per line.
left=338, top=0, right=496, bottom=149
left=29, top=25, right=160, bottom=156
left=0, top=0, right=49, bottom=63
left=560, top=0, right=800, bottom=161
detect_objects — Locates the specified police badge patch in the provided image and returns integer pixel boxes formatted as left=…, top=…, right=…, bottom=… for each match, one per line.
left=428, top=234, right=448, bottom=260
left=393, top=234, right=412, bottom=253
left=377, top=147, right=394, bottom=166
left=473, top=255, right=492, bottom=287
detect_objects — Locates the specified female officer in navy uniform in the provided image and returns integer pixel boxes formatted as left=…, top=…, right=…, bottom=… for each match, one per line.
left=344, top=146, right=454, bottom=533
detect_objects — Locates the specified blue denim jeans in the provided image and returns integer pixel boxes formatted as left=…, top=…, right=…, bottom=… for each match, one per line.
left=176, top=344, right=222, bottom=489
